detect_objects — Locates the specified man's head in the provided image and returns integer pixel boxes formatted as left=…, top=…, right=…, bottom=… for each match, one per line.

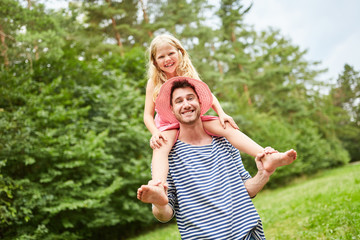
left=155, top=77, right=213, bottom=124
left=170, top=79, right=198, bottom=106
left=170, top=80, right=201, bottom=124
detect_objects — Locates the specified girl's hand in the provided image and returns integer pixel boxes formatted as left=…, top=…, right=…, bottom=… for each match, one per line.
left=150, top=131, right=168, bottom=149
left=218, top=113, right=239, bottom=129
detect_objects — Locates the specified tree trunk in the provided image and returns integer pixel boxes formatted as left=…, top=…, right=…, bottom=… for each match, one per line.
left=211, top=43, right=223, bottom=76
left=231, top=29, right=252, bottom=105
left=139, top=0, right=153, bottom=38
left=106, top=0, right=124, bottom=57
left=27, top=0, right=39, bottom=60
left=0, top=24, right=9, bottom=68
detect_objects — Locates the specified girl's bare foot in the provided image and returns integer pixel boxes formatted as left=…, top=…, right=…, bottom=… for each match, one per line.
left=262, top=149, right=297, bottom=172
left=137, top=184, right=168, bottom=206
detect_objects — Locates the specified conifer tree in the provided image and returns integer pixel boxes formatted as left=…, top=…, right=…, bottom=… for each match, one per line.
left=330, top=64, right=360, bottom=161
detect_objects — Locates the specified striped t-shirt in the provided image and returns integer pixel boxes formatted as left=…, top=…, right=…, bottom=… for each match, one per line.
left=166, top=136, right=265, bottom=240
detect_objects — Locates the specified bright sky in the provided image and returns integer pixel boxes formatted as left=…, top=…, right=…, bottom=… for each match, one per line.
left=244, top=0, right=360, bottom=84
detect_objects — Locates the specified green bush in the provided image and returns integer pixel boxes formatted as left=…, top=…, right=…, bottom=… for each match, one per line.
left=0, top=49, right=154, bottom=239
left=235, top=112, right=350, bottom=187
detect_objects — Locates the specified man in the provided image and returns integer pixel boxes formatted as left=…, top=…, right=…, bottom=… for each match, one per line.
left=137, top=77, right=296, bottom=239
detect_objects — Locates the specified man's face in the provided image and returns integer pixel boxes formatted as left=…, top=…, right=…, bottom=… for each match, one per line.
left=171, top=87, right=201, bottom=125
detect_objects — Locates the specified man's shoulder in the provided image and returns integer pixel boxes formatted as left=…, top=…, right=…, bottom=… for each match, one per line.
left=212, top=136, right=233, bottom=148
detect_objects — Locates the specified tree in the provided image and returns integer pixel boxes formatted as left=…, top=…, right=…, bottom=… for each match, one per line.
left=80, top=0, right=147, bottom=58
left=0, top=0, right=24, bottom=68
left=330, top=64, right=360, bottom=161
left=214, top=0, right=254, bottom=104
left=1, top=1, right=152, bottom=239
left=333, top=64, right=360, bottom=125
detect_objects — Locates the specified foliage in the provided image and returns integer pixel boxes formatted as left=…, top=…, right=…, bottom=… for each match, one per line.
left=329, top=64, right=360, bottom=161
left=0, top=0, right=358, bottom=239
left=227, top=108, right=349, bottom=187
left=0, top=35, right=152, bottom=240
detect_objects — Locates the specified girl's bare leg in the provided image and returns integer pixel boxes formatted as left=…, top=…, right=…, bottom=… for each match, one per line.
left=203, top=120, right=296, bottom=171
left=261, top=149, right=297, bottom=172
left=147, top=129, right=177, bottom=204
left=151, top=129, right=177, bottom=183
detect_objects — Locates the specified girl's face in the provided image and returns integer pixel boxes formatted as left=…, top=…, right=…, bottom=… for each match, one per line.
left=154, top=43, right=180, bottom=79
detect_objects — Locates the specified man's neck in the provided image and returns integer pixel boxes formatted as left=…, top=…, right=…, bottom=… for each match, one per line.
left=178, top=120, right=212, bottom=146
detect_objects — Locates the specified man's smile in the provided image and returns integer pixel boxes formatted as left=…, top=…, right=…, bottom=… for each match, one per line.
left=181, top=109, right=195, bottom=116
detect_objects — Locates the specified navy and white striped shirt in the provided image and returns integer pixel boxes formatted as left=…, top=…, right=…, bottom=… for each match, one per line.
left=166, top=136, right=265, bottom=240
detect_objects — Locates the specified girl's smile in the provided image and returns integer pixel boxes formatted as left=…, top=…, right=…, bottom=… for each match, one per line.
left=155, top=43, right=180, bottom=79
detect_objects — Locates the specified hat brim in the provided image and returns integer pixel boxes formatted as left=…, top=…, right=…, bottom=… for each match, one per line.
left=155, top=77, right=213, bottom=124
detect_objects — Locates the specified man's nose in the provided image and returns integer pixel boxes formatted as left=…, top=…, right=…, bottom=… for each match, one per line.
left=183, top=100, right=191, bottom=107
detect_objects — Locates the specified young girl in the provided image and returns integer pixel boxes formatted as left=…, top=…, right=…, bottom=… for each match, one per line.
left=144, top=34, right=296, bottom=198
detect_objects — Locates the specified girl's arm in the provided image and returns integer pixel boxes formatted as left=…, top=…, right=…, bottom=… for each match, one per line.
left=144, top=80, right=160, bottom=135
left=144, top=80, right=167, bottom=148
left=211, top=93, right=239, bottom=129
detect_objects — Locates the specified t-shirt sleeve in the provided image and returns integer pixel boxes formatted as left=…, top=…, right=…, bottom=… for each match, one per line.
left=229, top=143, right=252, bottom=182
left=166, top=173, right=178, bottom=214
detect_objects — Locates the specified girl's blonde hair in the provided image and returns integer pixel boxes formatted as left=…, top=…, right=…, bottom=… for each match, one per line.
left=147, top=34, right=200, bottom=101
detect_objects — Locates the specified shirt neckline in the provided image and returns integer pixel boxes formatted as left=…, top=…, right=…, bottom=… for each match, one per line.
left=176, top=136, right=215, bottom=148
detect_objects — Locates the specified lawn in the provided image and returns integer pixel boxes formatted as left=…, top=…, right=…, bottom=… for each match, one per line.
left=130, top=164, right=360, bottom=240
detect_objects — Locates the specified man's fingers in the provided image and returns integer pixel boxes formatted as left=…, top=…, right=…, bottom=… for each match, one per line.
left=255, top=152, right=265, bottom=161
left=137, top=188, right=141, bottom=200
left=147, top=180, right=161, bottom=185
left=264, top=146, right=278, bottom=154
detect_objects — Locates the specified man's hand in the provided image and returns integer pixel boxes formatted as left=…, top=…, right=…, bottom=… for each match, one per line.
left=137, top=180, right=168, bottom=206
left=244, top=153, right=274, bottom=198
left=255, top=152, right=275, bottom=177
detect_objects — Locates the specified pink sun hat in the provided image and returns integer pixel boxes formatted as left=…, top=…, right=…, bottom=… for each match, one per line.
left=155, top=76, right=213, bottom=124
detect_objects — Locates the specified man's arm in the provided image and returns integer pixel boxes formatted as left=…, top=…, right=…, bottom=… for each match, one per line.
left=244, top=153, right=274, bottom=198
left=152, top=203, right=174, bottom=223
left=137, top=181, right=175, bottom=222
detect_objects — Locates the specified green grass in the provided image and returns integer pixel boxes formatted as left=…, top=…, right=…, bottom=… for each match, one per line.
left=130, top=164, right=360, bottom=240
